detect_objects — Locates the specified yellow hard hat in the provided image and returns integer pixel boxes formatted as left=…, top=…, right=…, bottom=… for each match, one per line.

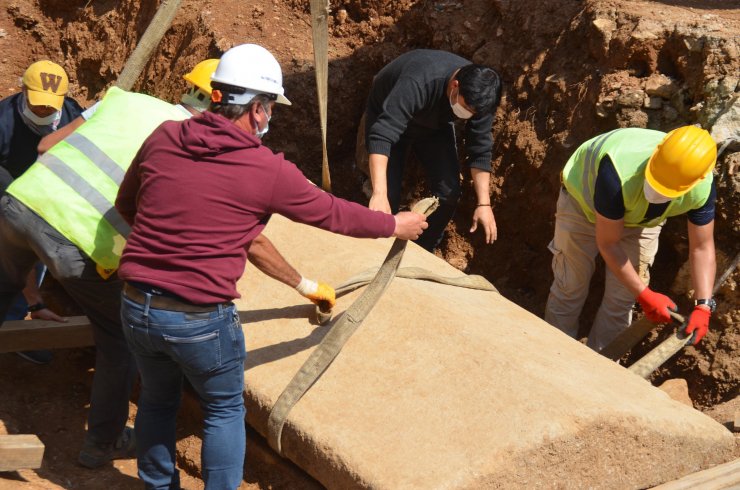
left=645, top=126, right=717, bottom=198
left=183, top=59, right=219, bottom=96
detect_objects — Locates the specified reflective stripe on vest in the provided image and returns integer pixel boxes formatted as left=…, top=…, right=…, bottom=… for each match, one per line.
left=8, top=87, right=189, bottom=270
left=37, top=151, right=131, bottom=238
left=562, top=127, right=712, bottom=227
left=65, top=132, right=126, bottom=185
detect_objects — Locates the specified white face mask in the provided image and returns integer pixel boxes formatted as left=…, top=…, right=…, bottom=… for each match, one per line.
left=20, top=93, right=62, bottom=136
left=450, top=88, right=474, bottom=119
left=255, top=103, right=271, bottom=139
left=643, top=179, right=672, bottom=204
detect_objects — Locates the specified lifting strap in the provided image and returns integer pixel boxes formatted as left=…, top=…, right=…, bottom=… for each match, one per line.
left=600, top=316, right=655, bottom=361
left=628, top=311, right=689, bottom=379
left=267, top=198, right=441, bottom=454
left=310, top=0, right=331, bottom=192
left=603, top=250, right=740, bottom=365
left=316, top=267, right=498, bottom=324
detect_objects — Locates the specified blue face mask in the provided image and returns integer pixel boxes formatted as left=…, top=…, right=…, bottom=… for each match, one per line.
left=256, top=103, right=271, bottom=139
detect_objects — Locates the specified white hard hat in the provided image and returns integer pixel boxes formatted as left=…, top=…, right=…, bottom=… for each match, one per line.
left=211, top=44, right=291, bottom=105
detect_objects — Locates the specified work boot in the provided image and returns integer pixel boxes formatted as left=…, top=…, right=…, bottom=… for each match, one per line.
left=78, top=426, right=136, bottom=468
left=16, top=350, right=53, bottom=365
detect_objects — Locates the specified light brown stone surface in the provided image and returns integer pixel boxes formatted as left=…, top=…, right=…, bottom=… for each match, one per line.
left=658, top=379, right=694, bottom=407
left=235, top=215, right=735, bottom=489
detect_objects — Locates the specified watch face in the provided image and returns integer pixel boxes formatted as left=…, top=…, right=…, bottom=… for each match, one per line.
left=708, top=298, right=717, bottom=312
left=696, top=298, right=716, bottom=312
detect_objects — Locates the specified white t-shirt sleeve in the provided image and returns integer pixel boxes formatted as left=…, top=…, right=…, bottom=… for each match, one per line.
left=81, top=101, right=101, bottom=120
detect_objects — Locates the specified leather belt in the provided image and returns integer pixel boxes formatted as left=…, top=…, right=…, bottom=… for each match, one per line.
left=123, top=283, right=228, bottom=313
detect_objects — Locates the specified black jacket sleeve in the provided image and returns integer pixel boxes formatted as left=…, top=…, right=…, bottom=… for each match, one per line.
left=366, top=76, right=427, bottom=157
left=463, top=112, right=494, bottom=171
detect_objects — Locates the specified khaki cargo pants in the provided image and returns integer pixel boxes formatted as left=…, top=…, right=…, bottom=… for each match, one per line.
left=544, top=188, right=662, bottom=351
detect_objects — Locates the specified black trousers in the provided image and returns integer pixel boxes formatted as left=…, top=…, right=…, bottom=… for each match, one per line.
left=385, top=122, right=461, bottom=251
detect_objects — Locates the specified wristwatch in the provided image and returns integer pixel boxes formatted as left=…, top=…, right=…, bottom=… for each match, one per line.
left=27, top=302, right=47, bottom=313
left=694, top=298, right=717, bottom=313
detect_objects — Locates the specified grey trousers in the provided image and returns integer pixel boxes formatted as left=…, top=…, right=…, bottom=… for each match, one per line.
left=544, top=188, right=662, bottom=351
left=0, top=194, right=135, bottom=445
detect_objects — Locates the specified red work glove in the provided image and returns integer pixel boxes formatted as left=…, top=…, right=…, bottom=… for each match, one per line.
left=684, top=306, right=710, bottom=345
left=636, top=287, right=676, bottom=324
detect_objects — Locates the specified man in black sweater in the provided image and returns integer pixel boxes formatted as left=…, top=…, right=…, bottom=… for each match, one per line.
left=360, top=49, right=502, bottom=251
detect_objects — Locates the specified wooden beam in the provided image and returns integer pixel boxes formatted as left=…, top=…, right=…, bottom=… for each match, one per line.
left=651, top=458, right=740, bottom=489
left=0, top=316, right=93, bottom=353
left=0, top=434, right=45, bottom=471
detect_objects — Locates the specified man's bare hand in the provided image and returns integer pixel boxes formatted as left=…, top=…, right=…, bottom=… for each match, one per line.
left=393, top=211, right=428, bottom=240
left=470, top=206, right=497, bottom=244
left=30, top=308, right=67, bottom=322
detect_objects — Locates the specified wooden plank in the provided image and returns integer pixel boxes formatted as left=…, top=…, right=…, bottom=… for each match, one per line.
left=0, top=316, right=93, bottom=353
left=651, top=458, right=740, bottom=489
left=0, top=434, right=45, bottom=471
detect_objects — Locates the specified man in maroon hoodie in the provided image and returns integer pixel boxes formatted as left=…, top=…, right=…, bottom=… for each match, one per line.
left=115, top=44, right=427, bottom=490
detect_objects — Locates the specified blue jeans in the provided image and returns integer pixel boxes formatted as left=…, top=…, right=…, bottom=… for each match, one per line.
left=121, top=293, right=247, bottom=490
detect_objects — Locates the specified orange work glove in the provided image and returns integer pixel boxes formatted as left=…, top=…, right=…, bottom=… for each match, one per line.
left=636, top=287, right=676, bottom=324
left=684, top=306, right=710, bottom=345
left=295, top=277, right=336, bottom=310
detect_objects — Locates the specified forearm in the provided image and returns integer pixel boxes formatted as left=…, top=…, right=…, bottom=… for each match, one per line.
left=21, top=269, right=43, bottom=306
left=368, top=153, right=389, bottom=195
left=688, top=222, right=716, bottom=299
left=595, top=214, right=645, bottom=296
left=38, top=116, right=84, bottom=154
left=599, top=243, right=645, bottom=296
left=247, top=235, right=301, bottom=288
left=471, top=168, right=491, bottom=205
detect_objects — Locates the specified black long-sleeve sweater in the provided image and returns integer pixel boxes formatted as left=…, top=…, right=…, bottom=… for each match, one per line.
left=365, top=49, right=494, bottom=171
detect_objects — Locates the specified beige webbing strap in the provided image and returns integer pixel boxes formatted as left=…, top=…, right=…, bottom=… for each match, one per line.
left=600, top=317, right=656, bottom=361
left=310, top=0, right=331, bottom=192
left=604, top=250, right=740, bottom=363
left=628, top=311, right=689, bottom=378
left=335, top=267, right=498, bottom=295
left=267, top=198, right=439, bottom=454
left=315, top=267, right=498, bottom=324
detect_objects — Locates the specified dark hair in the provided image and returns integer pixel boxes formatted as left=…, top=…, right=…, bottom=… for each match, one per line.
left=456, top=64, right=502, bottom=115
left=208, top=81, right=273, bottom=121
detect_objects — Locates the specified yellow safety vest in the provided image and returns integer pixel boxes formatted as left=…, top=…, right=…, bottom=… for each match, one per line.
left=562, top=128, right=713, bottom=227
left=8, top=87, right=188, bottom=277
